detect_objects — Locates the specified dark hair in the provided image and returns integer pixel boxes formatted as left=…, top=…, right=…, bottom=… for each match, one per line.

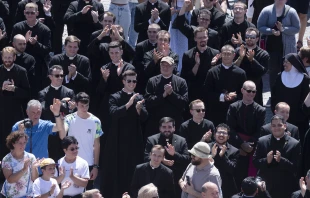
left=216, top=123, right=230, bottom=133
left=300, top=47, right=310, bottom=64
left=271, top=115, right=286, bottom=124
left=49, top=65, right=63, bottom=75
left=108, top=41, right=122, bottom=51
left=75, top=92, right=90, bottom=104
left=241, top=177, right=257, bottom=196
left=246, top=27, right=259, bottom=37
left=159, top=117, right=175, bottom=127
left=65, top=35, right=81, bottom=47
left=6, top=131, right=29, bottom=150
left=189, top=99, right=204, bottom=109
left=103, top=11, right=116, bottom=23
left=197, top=8, right=211, bottom=18
left=233, top=0, right=247, bottom=9
left=156, top=30, right=170, bottom=42
left=122, top=70, right=137, bottom=80
left=62, top=136, right=78, bottom=149
left=194, top=27, right=208, bottom=38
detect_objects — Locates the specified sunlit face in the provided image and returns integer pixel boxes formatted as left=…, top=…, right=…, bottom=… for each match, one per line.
left=283, top=59, right=293, bottom=72
left=221, top=49, right=235, bottom=65
left=194, top=31, right=208, bottom=48
left=77, top=102, right=89, bottom=113
left=203, top=185, right=220, bottom=198
left=197, top=13, right=211, bottom=28
left=214, top=127, right=229, bottom=145
left=271, top=119, right=286, bottom=138
left=102, top=15, right=114, bottom=28
left=191, top=154, right=202, bottom=165
left=190, top=102, right=205, bottom=120
left=65, top=42, right=79, bottom=57
left=241, top=83, right=257, bottom=102
left=123, top=75, right=137, bottom=92
left=64, top=143, right=79, bottom=158
left=24, top=7, right=38, bottom=21
left=147, top=27, right=159, bottom=43
left=157, top=34, right=170, bottom=51
left=49, top=69, right=64, bottom=87
left=233, top=3, right=247, bottom=18
left=2, top=51, right=16, bottom=68
left=160, top=61, right=174, bottom=77
left=42, top=164, right=56, bottom=177
left=275, top=105, right=290, bottom=121
left=245, top=31, right=258, bottom=47
left=109, top=47, right=123, bottom=63
left=159, top=122, right=175, bottom=138
left=26, top=105, right=42, bottom=125
left=150, top=149, right=164, bottom=167
left=13, top=38, right=27, bottom=53
left=13, top=136, right=27, bottom=151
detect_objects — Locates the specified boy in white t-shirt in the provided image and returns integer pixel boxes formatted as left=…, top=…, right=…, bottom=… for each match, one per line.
left=33, top=158, right=71, bottom=198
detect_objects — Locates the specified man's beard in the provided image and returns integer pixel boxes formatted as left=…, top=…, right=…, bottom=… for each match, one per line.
left=191, top=158, right=202, bottom=165
left=3, top=61, right=13, bottom=68
left=161, top=131, right=173, bottom=139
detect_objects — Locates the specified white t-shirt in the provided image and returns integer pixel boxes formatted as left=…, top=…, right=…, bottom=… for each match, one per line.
left=32, top=177, right=60, bottom=198
left=65, top=113, right=103, bottom=165
left=57, top=157, right=90, bottom=196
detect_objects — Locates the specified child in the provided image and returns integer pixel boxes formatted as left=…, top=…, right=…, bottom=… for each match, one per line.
left=33, top=158, right=71, bottom=198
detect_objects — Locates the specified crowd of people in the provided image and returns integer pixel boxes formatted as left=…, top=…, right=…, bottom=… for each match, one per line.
left=1, top=0, right=310, bottom=197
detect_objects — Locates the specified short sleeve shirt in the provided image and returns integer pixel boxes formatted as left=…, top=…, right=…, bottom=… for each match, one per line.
left=32, top=177, right=60, bottom=198
left=1, top=152, right=36, bottom=198
left=12, top=119, right=55, bottom=159
left=65, top=113, right=103, bottom=165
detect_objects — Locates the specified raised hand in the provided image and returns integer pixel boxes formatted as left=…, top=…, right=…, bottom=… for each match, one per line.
left=267, top=150, right=273, bottom=164
left=219, top=145, right=227, bottom=157
left=300, top=177, right=307, bottom=196
left=272, top=29, right=280, bottom=36
left=246, top=49, right=255, bottom=62
left=23, top=158, right=31, bottom=172
left=162, top=158, right=174, bottom=166
left=151, top=8, right=159, bottom=21
left=50, top=184, right=56, bottom=195
left=61, top=181, right=72, bottom=190
left=274, top=150, right=281, bottom=162
left=126, top=93, right=139, bottom=109
left=153, top=49, right=164, bottom=64
left=29, top=35, right=38, bottom=45
left=81, top=5, right=92, bottom=14
left=202, top=130, right=212, bottom=142
left=239, top=44, right=246, bottom=58
left=50, top=98, right=61, bottom=115
left=98, top=26, right=110, bottom=40
left=195, top=52, right=200, bottom=65
left=0, top=29, right=6, bottom=41
left=25, top=30, right=32, bottom=42
left=90, top=167, right=98, bottom=180
left=164, top=82, right=173, bottom=95
left=165, top=143, right=175, bottom=156
left=91, top=10, right=99, bottom=23
left=68, top=64, right=77, bottom=78
left=111, top=25, right=123, bottom=41
left=275, top=21, right=283, bottom=32
left=211, top=54, right=221, bottom=65
left=136, top=99, right=145, bottom=111
left=211, top=144, right=218, bottom=158
left=100, top=68, right=110, bottom=82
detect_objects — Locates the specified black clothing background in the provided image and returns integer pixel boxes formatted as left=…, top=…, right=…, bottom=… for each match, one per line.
left=261, top=122, right=300, bottom=140
left=101, top=91, right=147, bottom=198
left=134, top=0, right=171, bottom=43
left=291, top=190, right=310, bottom=198
left=191, top=7, right=226, bottom=32
left=0, top=17, right=7, bottom=51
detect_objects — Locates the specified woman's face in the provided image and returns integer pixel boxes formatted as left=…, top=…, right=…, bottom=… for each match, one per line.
left=283, top=59, right=293, bottom=72
left=13, top=137, right=27, bottom=152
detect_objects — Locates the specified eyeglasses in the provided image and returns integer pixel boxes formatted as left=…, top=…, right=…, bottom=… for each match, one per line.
left=245, top=35, right=257, bottom=39
left=199, top=18, right=210, bottom=22
left=221, top=52, right=234, bottom=57
left=25, top=11, right=36, bottom=15
left=69, top=147, right=79, bottom=151
left=243, top=88, right=257, bottom=93
left=126, top=79, right=137, bottom=84
left=53, top=74, right=64, bottom=78
left=192, top=109, right=205, bottom=113
left=216, top=131, right=228, bottom=136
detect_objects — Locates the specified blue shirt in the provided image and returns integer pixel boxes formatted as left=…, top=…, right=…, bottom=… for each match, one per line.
left=12, top=119, right=55, bottom=159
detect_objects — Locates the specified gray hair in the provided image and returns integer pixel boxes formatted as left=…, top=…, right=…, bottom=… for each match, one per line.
left=138, top=183, right=158, bottom=198
left=27, top=99, right=42, bottom=110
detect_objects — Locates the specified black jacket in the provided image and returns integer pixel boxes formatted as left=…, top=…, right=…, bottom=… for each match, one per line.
left=261, top=122, right=300, bottom=140
left=291, top=190, right=310, bottom=198
left=131, top=162, right=175, bottom=198
left=134, top=0, right=171, bottom=43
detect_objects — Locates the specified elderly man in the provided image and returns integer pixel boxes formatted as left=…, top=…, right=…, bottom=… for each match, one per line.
left=201, top=182, right=220, bottom=198
left=179, top=142, right=222, bottom=198
left=145, top=56, right=188, bottom=137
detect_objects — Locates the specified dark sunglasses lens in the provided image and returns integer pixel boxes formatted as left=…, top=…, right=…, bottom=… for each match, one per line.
left=127, top=80, right=137, bottom=83
left=26, top=11, right=35, bottom=15
left=195, top=109, right=205, bottom=113
left=246, top=90, right=256, bottom=93
left=55, top=74, right=64, bottom=78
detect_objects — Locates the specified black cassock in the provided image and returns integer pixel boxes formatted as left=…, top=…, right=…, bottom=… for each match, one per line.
left=0, top=64, right=30, bottom=160
left=101, top=90, right=147, bottom=198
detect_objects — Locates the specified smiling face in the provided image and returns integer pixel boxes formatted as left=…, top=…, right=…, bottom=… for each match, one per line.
left=283, top=59, right=293, bottom=72
left=123, top=75, right=137, bottom=92
left=271, top=119, right=286, bottom=138
left=214, top=127, right=229, bottom=145
left=26, top=105, right=42, bottom=125
left=275, top=104, right=290, bottom=122
left=197, top=13, right=211, bottom=28
left=2, top=51, right=16, bottom=68
left=64, top=143, right=79, bottom=158
left=109, top=47, right=123, bottom=63
left=160, top=122, right=175, bottom=139
left=194, top=31, right=208, bottom=48
left=42, top=164, right=56, bottom=177
left=65, top=41, right=79, bottom=57
left=150, top=149, right=164, bottom=167
left=190, top=102, right=205, bottom=120
left=233, top=2, right=247, bottom=19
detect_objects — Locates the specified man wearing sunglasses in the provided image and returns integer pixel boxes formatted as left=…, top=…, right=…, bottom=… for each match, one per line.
left=234, top=27, right=269, bottom=106
left=226, top=80, right=266, bottom=190
left=101, top=70, right=147, bottom=198
left=209, top=123, right=239, bottom=198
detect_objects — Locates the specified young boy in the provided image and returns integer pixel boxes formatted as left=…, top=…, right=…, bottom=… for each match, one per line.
left=32, top=158, right=71, bottom=198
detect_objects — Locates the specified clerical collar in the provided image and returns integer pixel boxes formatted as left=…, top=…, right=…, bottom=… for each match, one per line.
left=50, top=84, right=62, bottom=90
left=161, top=74, right=172, bottom=79
left=149, top=40, right=156, bottom=46
left=148, top=0, right=158, bottom=5
left=273, top=134, right=285, bottom=141
left=192, top=118, right=203, bottom=125
left=66, top=54, right=77, bottom=60
left=221, top=64, right=232, bottom=69
left=27, top=19, right=39, bottom=28
left=112, top=61, right=122, bottom=66
left=16, top=53, right=23, bottom=57
left=149, top=162, right=159, bottom=169
left=122, top=88, right=133, bottom=95
left=4, top=64, right=14, bottom=71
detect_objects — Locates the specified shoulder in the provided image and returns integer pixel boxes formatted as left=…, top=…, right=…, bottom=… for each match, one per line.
left=287, top=136, right=300, bottom=145
left=203, top=119, right=214, bottom=126
left=158, top=0, right=170, bottom=9
left=14, top=64, right=27, bottom=72
left=76, top=156, right=89, bottom=166
left=110, top=91, right=122, bottom=98
left=232, top=65, right=246, bottom=74
left=261, top=5, right=274, bottom=12
left=136, top=162, right=148, bottom=169
left=184, top=47, right=195, bottom=56
left=77, top=54, right=89, bottom=61
left=148, top=134, right=160, bottom=141
left=149, top=75, right=161, bottom=81
left=136, top=40, right=147, bottom=48
left=136, top=1, right=147, bottom=8
left=208, top=65, right=221, bottom=72
left=181, top=119, right=191, bottom=127
left=65, top=113, right=77, bottom=122
left=253, top=102, right=266, bottom=111
left=208, top=28, right=218, bottom=35
left=172, top=75, right=186, bottom=83
left=262, top=123, right=271, bottom=130
left=89, top=113, right=101, bottom=124
left=258, top=134, right=272, bottom=142
left=227, top=143, right=239, bottom=153
left=62, top=85, right=74, bottom=93
left=174, top=134, right=186, bottom=142
left=230, top=100, right=242, bottom=108
left=51, top=54, right=64, bottom=60
left=160, top=164, right=173, bottom=174
left=208, top=47, right=220, bottom=55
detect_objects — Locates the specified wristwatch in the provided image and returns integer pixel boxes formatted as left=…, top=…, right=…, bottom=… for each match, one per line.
left=93, top=164, right=99, bottom=169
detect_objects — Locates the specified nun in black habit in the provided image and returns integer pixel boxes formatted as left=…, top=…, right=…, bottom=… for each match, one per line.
left=271, top=53, right=310, bottom=144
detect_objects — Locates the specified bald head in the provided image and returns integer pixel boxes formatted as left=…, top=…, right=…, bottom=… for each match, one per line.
left=201, top=182, right=219, bottom=198
left=243, top=80, right=256, bottom=90
left=13, top=34, right=27, bottom=53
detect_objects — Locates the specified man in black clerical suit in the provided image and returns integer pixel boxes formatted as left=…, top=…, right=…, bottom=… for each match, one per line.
left=0, top=47, right=30, bottom=163
left=226, top=80, right=265, bottom=189
left=0, top=0, right=9, bottom=39
left=179, top=99, right=215, bottom=149
left=0, top=17, right=7, bottom=51
left=176, top=3, right=219, bottom=50
left=143, top=30, right=178, bottom=80
left=261, top=102, right=299, bottom=140
left=38, top=65, right=75, bottom=161
left=253, top=115, right=301, bottom=198
left=144, top=117, right=190, bottom=197
left=292, top=171, right=310, bottom=198
left=234, top=28, right=269, bottom=105
left=181, top=27, right=219, bottom=103
left=133, top=23, right=160, bottom=94
left=10, top=2, right=52, bottom=94
left=134, top=0, right=170, bottom=43
left=101, top=70, right=147, bottom=198
left=145, top=56, right=188, bottom=137
left=209, top=123, right=239, bottom=198
left=203, top=44, right=246, bottom=126
left=63, top=0, right=104, bottom=55
left=190, top=0, right=225, bottom=32
left=49, top=35, right=91, bottom=95
left=131, top=144, right=175, bottom=198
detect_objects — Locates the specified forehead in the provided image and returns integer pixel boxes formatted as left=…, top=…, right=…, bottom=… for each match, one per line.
left=15, top=38, right=26, bottom=43
left=2, top=52, right=14, bottom=57
left=278, top=104, right=290, bottom=111
left=199, top=14, right=210, bottom=19
left=271, top=119, right=284, bottom=125
left=103, top=15, right=113, bottom=20
left=67, top=143, right=78, bottom=148
left=192, top=102, right=204, bottom=107
left=161, top=122, right=174, bottom=127
left=124, top=75, right=136, bottom=80
left=45, top=164, right=56, bottom=169
left=51, top=69, right=63, bottom=74
left=196, top=31, right=207, bottom=36
left=151, top=149, right=164, bottom=156
left=217, top=127, right=227, bottom=132
left=28, top=106, right=42, bottom=111
left=109, top=47, right=121, bottom=52
left=25, top=7, right=36, bottom=11
left=243, top=83, right=256, bottom=89
left=158, top=34, right=169, bottom=38
left=148, top=27, right=159, bottom=31
left=246, top=30, right=257, bottom=36
left=66, top=41, right=78, bottom=47
left=234, top=2, right=245, bottom=8
left=221, top=49, right=233, bottom=54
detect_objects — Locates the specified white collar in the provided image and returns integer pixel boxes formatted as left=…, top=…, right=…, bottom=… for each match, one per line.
left=26, top=19, right=39, bottom=28
left=122, top=88, right=134, bottom=95
left=66, top=54, right=77, bottom=60
left=4, top=64, right=14, bottom=71
left=50, top=84, right=61, bottom=90
left=148, top=0, right=158, bottom=5
left=221, top=64, right=231, bottom=69
left=149, top=162, right=159, bottom=169
left=162, top=74, right=172, bottom=79
left=281, top=66, right=304, bottom=88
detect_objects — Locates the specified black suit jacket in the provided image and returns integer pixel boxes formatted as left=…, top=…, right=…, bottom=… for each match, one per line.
left=134, top=0, right=171, bottom=43
left=131, top=162, right=175, bottom=198
left=261, top=122, right=300, bottom=140
left=291, top=190, right=310, bottom=198
left=253, top=134, right=301, bottom=198
left=38, top=85, right=75, bottom=121
left=144, top=133, right=190, bottom=180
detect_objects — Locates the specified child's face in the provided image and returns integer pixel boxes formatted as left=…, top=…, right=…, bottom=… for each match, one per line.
left=42, top=164, right=56, bottom=177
